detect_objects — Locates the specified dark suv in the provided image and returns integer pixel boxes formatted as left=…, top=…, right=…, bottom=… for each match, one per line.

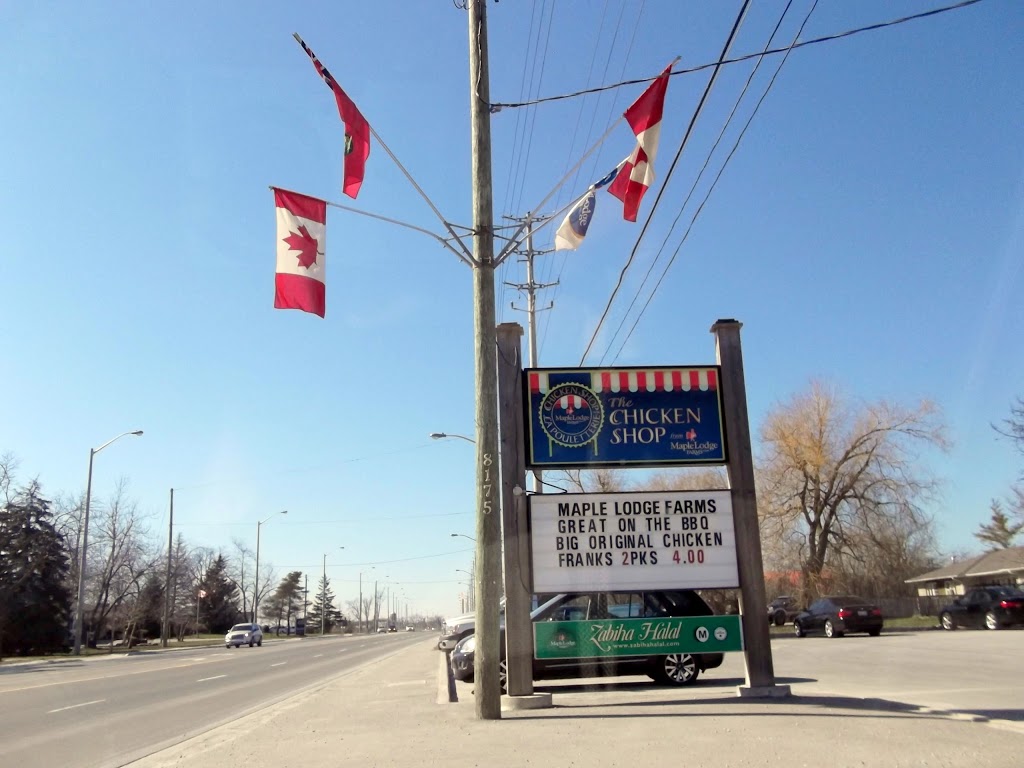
left=450, top=591, right=724, bottom=689
left=767, top=596, right=800, bottom=626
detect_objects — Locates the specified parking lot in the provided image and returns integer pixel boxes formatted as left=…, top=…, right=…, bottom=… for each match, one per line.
left=765, top=628, right=1023, bottom=721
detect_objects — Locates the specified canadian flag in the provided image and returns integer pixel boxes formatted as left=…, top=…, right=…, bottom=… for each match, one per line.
left=608, top=63, right=673, bottom=222
left=273, top=188, right=327, bottom=318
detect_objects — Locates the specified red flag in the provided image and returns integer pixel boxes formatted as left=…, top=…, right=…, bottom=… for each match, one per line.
left=608, top=64, right=673, bottom=222
left=273, top=188, right=327, bottom=318
left=294, top=34, right=370, bottom=199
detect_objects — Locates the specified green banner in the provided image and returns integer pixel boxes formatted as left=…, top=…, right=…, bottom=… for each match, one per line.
left=534, top=615, right=743, bottom=660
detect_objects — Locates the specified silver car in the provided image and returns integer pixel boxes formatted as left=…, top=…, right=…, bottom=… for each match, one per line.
left=225, top=623, right=263, bottom=648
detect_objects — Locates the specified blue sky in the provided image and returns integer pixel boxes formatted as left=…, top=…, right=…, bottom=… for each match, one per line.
left=2, top=1, right=1021, bottom=617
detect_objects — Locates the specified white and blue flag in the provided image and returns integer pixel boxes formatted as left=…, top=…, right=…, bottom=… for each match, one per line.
left=553, top=164, right=620, bottom=251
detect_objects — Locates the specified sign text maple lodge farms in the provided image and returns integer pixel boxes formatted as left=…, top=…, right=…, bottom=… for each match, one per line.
left=528, top=491, right=740, bottom=593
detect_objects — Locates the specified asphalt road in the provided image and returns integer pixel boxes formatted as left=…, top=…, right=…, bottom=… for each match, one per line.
left=0, top=632, right=423, bottom=768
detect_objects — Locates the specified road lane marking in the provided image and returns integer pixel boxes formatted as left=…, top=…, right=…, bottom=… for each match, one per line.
left=313, top=654, right=324, bottom=658
left=270, top=662, right=287, bottom=667
left=197, top=674, right=227, bottom=682
left=49, top=699, right=105, bottom=713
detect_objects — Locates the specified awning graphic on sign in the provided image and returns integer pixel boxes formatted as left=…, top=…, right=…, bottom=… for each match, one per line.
left=524, top=366, right=727, bottom=468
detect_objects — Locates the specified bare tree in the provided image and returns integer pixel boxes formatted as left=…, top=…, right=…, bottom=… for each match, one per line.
left=639, top=468, right=727, bottom=491
left=757, top=381, right=947, bottom=604
left=0, top=452, right=18, bottom=504
left=84, top=479, right=158, bottom=644
left=558, top=468, right=628, bottom=493
left=994, top=396, right=1024, bottom=469
left=225, top=538, right=255, bottom=619
left=169, top=533, right=199, bottom=641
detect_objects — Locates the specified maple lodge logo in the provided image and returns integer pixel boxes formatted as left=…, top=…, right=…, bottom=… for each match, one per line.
left=539, top=383, right=604, bottom=449
left=547, top=629, right=577, bottom=651
left=283, top=226, right=323, bottom=270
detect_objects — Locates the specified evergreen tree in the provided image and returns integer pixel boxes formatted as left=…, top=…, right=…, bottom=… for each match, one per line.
left=974, top=499, right=1024, bottom=550
left=199, top=555, right=240, bottom=633
left=0, top=481, right=72, bottom=657
left=265, top=571, right=303, bottom=633
left=307, top=575, right=344, bottom=634
left=135, top=574, right=165, bottom=639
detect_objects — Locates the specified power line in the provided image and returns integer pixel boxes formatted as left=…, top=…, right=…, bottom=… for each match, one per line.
left=579, top=0, right=752, bottom=366
left=498, top=0, right=552, bottom=320
left=600, top=0, right=800, bottom=363
left=538, top=1, right=647, bottom=355
left=490, top=0, right=986, bottom=112
left=613, top=0, right=822, bottom=361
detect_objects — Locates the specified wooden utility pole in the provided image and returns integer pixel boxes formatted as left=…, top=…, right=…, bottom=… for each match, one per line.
left=712, top=319, right=789, bottom=697
left=468, top=0, right=502, bottom=720
left=160, top=488, right=173, bottom=647
left=497, top=323, right=533, bottom=697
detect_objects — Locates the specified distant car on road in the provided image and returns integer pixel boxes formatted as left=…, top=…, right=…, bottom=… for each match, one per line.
left=405, top=625, right=415, bottom=632
left=225, top=623, right=263, bottom=648
left=939, top=586, right=1024, bottom=630
left=767, top=596, right=801, bottom=626
left=793, top=596, right=883, bottom=638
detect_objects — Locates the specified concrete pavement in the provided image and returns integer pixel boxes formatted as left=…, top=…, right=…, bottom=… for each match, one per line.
left=126, top=636, right=1024, bottom=768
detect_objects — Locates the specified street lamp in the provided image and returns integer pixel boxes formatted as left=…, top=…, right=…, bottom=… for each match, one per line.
left=450, top=532, right=476, bottom=543
left=72, top=429, right=143, bottom=655
left=252, top=510, right=288, bottom=622
left=358, top=566, right=375, bottom=633
left=322, top=547, right=343, bottom=636
left=429, top=432, right=476, bottom=444
left=456, top=569, right=475, bottom=611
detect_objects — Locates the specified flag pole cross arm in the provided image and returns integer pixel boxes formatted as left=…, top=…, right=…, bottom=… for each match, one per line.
left=292, top=33, right=477, bottom=268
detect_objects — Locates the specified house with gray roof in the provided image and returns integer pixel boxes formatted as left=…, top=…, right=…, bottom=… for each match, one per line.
left=905, top=546, right=1024, bottom=597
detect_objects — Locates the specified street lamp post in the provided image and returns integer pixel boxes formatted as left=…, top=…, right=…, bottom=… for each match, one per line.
left=322, top=547, right=343, bottom=636
left=429, top=432, right=476, bottom=444
left=456, top=569, right=475, bottom=611
left=358, top=566, right=375, bottom=634
left=252, top=510, right=287, bottom=623
left=450, top=532, right=476, bottom=543
left=72, top=430, right=143, bottom=656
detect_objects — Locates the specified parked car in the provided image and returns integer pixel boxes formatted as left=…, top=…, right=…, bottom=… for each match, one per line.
left=438, top=599, right=506, bottom=651
left=939, top=586, right=1024, bottom=630
left=793, top=596, right=883, bottom=638
left=767, top=596, right=801, bottom=626
left=225, top=623, right=263, bottom=648
left=438, top=611, right=475, bottom=650
left=450, top=591, right=725, bottom=690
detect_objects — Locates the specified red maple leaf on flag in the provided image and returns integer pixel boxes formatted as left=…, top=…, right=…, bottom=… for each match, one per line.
left=282, top=225, right=320, bottom=269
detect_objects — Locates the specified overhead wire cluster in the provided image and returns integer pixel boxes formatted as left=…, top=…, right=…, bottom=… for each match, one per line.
left=488, top=0, right=987, bottom=367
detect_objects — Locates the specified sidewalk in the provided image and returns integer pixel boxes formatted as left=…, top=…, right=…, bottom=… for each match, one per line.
left=128, top=637, right=1023, bottom=767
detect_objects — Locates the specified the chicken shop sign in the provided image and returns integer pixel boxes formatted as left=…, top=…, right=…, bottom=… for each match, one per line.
left=524, top=367, right=727, bottom=468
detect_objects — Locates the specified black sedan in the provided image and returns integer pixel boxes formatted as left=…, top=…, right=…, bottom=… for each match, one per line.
left=939, top=586, right=1024, bottom=630
left=793, top=596, right=883, bottom=638
left=450, top=590, right=724, bottom=690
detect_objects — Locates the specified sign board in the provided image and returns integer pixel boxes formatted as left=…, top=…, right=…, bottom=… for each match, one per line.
left=534, top=615, right=743, bottom=659
left=529, top=490, right=739, bottom=592
left=524, top=367, right=727, bottom=468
